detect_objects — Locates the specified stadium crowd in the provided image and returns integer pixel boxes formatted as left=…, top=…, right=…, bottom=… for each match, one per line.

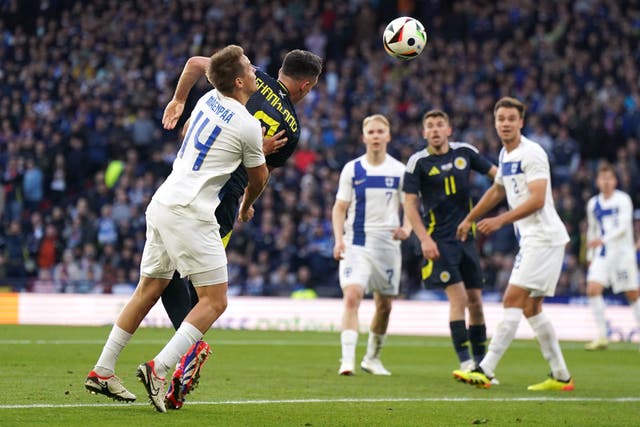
left=1, top=0, right=639, bottom=299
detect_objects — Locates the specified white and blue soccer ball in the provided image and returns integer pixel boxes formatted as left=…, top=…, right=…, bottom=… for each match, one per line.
left=382, top=16, right=427, bottom=60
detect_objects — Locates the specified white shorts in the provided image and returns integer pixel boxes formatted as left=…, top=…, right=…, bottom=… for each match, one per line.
left=140, top=200, right=227, bottom=282
left=509, top=244, right=565, bottom=297
left=339, top=244, right=401, bottom=296
left=587, top=252, right=638, bottom=294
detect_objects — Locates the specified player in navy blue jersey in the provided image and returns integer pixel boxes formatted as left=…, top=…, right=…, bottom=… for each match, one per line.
left=159, top=49, right=322, bottom=409
left=404, top=109, right=497, bottom=373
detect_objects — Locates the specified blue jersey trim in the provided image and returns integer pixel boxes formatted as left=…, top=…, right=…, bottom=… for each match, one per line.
left=501, top=161, right=523, bottom=176
left=353, top=161, right=367, bottom=246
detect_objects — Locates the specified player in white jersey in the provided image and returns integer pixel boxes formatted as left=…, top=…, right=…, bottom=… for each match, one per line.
left=584, top=162, right=640, bottom=350
left=332, top=114, right=411, bottom=376
left=453, top=97, right=574, bottom=391
left=85, top=46, right=269, bottom=412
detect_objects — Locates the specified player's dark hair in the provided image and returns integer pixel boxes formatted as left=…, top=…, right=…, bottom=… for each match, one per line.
left=281, top=50, right=323, bottom=80
left=494, top=97, right=526, bottom=119
left=423, top=109, right=450, bottom=125
left=207, top=45, right=246, bottom=95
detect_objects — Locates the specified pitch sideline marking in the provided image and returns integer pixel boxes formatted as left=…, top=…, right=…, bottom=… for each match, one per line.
left=2, top=396, right=640, bottom=409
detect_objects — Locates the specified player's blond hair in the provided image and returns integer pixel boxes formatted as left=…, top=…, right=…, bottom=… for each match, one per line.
left=362, top=114, right=390, bottom=130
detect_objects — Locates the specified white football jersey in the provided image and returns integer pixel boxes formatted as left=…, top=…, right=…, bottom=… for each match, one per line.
left=335, top=154, right=406, bottom=247
left=153, top=89, right=264, bottom=222
left=494, top=136, right=569, bottom=246
left=586, top=189, right=635, bottom=259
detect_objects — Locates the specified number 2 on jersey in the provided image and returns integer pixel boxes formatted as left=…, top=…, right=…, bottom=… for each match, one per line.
left=178, top=110, right=221, bottom=171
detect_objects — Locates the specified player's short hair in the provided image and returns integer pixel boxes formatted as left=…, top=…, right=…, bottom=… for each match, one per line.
left=207, top=45, right=246, bottom=95
left=422, top=109, right=450, bottom=125
left=597, top=160, right=616, bottom=177
left=281, top=50, right=323, bottom=80
left=494, top=97, right=526, bottom=118
left=362, top=114, right=390, bottom=130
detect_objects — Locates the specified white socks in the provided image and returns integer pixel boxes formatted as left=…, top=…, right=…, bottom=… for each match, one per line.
left=95, top=325, right=132, bottom=376
left=340, top=330, right=358, bottom=364
left=365, top=331, right=386, bottom=360
left=480, top=307, right=522, bottom=377
left=528, top=312, right=571, bottom=381
left=588, top=295, right=608, bottom=340
left=153, top=322, right=203, bottom=378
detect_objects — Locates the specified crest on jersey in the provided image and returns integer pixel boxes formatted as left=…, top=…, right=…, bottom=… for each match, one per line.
left=454, top=157, right=467, bottom=170
left=440, top=271, right=451, bottom=283
left=511, top=163, right=518, bottom=174
left=385, top=177, right=395, bottom=187
left=344, top=267, right=352, bottom=277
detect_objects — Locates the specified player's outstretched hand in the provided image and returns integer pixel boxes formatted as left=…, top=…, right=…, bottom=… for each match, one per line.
left=262, top=128, right=287, bottom=155
left=456, top=219, right=472, bottom=242
left=477, top=216, right=503, bottom=235
left=238, top=204, right=255, bottom=222
left=162, top=99, right=185, bottom=130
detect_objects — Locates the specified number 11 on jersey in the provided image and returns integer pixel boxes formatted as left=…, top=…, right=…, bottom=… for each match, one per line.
left=444, top=175, right=457, bottom=195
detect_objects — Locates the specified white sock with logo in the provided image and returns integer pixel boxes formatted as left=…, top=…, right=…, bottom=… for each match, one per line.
left=95, top=325, right=132, bottom=376
left=528, top=312, right=571, bottom=381
left=479, top=307, right=522, bottom=378
left=153, top=322, right=203, bottom=378
left=365, top=331, right=386, bottom=360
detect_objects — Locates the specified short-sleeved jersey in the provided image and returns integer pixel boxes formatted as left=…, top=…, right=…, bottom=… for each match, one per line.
left=586, top=189, right=635, bottom=259
left=494, top=136, right=569, bottom=247
left=403, top=142, right=493, bottom=241
left=153, top=89, right=264, bottom=222
left=220, top=70, right=301, bottom=202
left=336, top=155, right=406, bottom=248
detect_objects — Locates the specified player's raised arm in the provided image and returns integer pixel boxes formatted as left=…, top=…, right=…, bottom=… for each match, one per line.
left=163, top=56, right=210, bottom=130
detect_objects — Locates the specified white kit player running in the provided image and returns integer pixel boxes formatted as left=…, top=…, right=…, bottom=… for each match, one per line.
left=84, top=45, right=269, bottom=412
left=584, top=161, right=640, bottom=350
left=332, top=114, right=411, bottom=376
left=453, top=97, right=574, bottom=391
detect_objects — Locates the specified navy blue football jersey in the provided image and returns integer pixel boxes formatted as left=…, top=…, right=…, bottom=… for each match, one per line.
left=215, top=70, right=301, bottom=236
left=404, top=142, right=493, bottom=241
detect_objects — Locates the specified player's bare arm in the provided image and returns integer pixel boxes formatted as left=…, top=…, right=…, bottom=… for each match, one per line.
left=331, top=199, right=349, bottom=260
left=457, top=182, right=505, bottom=241
left=404, top=193, right=440, bottom=260
left=162, top=56, right=209, bottom=130
left=477, top=179, right=546, bottom=235
left=239, top=163, right=269, bottom=222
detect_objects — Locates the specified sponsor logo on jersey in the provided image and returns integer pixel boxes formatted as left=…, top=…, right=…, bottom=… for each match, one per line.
left=440, top=271, right=451, bottom=283
left=354, top=178, right=366, bottom=186
left=441, top=162, right=453, bottom=171
left=344, top=267, right=352, bottom=277
left=454, top=157, right=468, bottom=170
left=428, top=166, right=440, bottom=176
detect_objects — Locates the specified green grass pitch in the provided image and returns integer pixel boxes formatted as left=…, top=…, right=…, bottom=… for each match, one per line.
left=0, top=325, right=638, bottom=426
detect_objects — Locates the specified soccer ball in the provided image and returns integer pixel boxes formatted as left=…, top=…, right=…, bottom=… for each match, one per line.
left=382, top=16, right=427, bottom=60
